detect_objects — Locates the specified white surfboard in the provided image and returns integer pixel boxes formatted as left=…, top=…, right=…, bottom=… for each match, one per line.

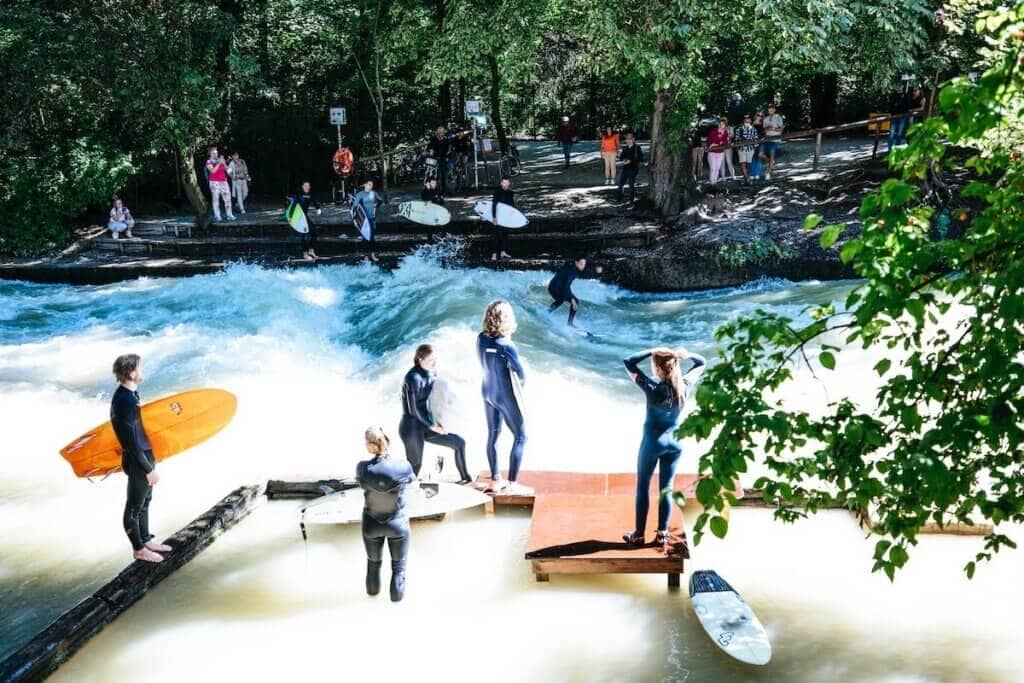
left=427, top=377, right=456, bottom=427
left=398, top=201, right=451, bottom=226
left=299, top=482, right=490, bottom=527
left=689, top=570, right=772, bottom=665
left=473, top=199, right=529, bottom=229
left=352, top=203, right=372, bottom=241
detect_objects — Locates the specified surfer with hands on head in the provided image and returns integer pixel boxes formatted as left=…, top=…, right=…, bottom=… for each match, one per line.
left=357, top=426, right=415, bottom=602
left=110, top=354, right=172, bottom=564
left=622, top=346, right=706, bottom=547
left=490, top=176, right=515, bottom=261
left=476, top=300, right=532, bottom=496
left=548, top=257, right=603, bottom=329
left=399, top=344, right=472, bottom=485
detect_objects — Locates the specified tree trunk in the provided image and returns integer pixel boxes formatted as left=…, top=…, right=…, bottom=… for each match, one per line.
left=458, top=77, right=466, bottom=121
left=808, top=73, right=839, bottom=127
left=440, top=81, right=452, bottom=125
left=487, top=54, right=509, bottom=155
left=647, top=90, right=693, bottom=216
left=377, top=109, right=388, bottom=196
left=179, top=143, right=210, bottom=230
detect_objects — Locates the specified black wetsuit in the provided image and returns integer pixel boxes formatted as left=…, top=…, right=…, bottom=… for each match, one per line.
left=548, top=262, right=585, bottom=326
left=477, top=332, right=527, bottom=481
left=617, top=144, right=644, bottom=204
left=111, top=385, right=155, bottom=551
left=426, top=135, right=451, bottom=194
left=297, top=191, right=319, bottom=254
left=623, top=351, right=706, bottom=535
left=421, top=187, right=445, bottom=242
left=399, top=365, right=471, bottom=481
left=357, top=454, right=415, bottom=601
left=492, top=187, right=515, bottom=254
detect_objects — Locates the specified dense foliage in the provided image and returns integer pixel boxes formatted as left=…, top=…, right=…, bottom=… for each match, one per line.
left=1, top=0, right=989, bottom=252
left=679, top=4, right=1024, bottom=578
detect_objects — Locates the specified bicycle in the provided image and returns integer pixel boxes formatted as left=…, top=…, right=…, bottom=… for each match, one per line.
left=498, top=152, right=521, bottom=178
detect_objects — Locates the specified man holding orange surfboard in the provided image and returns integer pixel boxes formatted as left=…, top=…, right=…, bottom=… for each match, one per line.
left=110, top=354, right=171, bottom=564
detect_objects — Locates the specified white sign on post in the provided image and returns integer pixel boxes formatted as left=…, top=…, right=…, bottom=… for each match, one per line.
left=465, top=100, right=481, bottom=115
left=329, top=107, right=347, bottom=125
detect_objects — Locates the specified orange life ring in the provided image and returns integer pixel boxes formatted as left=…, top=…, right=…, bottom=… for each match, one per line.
left=332, top=147, right=354, bottom=176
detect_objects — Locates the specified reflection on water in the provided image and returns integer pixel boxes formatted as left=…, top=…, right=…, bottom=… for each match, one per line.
left=1, top=256, right=1021, bottom=681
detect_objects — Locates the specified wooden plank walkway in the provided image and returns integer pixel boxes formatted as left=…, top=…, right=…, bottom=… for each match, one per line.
left=0, top=485, right=263, bottom=683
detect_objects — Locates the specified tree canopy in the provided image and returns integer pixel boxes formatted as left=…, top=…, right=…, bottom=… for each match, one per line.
left=679, top=3, right=1024, bottom=579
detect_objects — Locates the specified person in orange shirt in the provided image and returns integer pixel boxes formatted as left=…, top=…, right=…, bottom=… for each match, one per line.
left=599, top=126, right=620, bottom=185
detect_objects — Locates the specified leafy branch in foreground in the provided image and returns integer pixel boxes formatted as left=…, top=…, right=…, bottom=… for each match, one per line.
left=678, top=5, right=1024, bottom=580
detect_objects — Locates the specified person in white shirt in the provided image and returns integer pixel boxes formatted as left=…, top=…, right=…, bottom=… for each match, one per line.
left=108, top=197, right=135, bottom=239
left=227, top=152, right=251, bottom=214
left=761, top=104, right=785, bottom=180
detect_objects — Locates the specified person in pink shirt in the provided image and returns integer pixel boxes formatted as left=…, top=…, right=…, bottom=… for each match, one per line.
left=205, top=146, right=236, bottom=222
left=706, top=118, right=730, bottom=185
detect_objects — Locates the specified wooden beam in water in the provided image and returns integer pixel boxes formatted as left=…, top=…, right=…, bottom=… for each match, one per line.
left=0, top=485, right=263, bottom=683
left=265, top=478, right=358, bottom=500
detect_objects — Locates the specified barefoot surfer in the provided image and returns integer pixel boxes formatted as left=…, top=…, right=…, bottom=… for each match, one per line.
left=622, top=348, right=706, bottom=547
left=110, top=354, right=171, bottom=564
left=477, top=301, right=531, bottom=495
left=490, top=176, right=515, bottom=261
left=357, top=426, right=414, bottom=602
left=399, top=344, right=472, bottom=484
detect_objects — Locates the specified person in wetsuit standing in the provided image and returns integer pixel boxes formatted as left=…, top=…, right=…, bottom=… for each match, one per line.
left=110, top=354, right=172, bottom=564
left=295, top=181, right=321, bottom=260
left=357, top=426, right=415, bottom=602
left=399, top=344, right=472, bottom=484
left=622, top=347, right=706, bottom=546
left=490, top=176, right=515, bottom=261
left=477, top=300, right=531, bottom=495
left=547, top=257, right=603, bottom=328
left=420, top=177, right=445, bottom=243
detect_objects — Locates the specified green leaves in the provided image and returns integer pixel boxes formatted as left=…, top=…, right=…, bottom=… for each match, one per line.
left=678, top=2, right=1024, bottom=580
left=709, top=515, right=729, bottom=539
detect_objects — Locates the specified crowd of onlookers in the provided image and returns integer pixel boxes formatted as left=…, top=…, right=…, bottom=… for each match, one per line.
left=687, top=103, right=787, bottom=186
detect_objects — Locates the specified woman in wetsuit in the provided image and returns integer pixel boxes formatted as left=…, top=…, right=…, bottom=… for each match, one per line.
left=622, top=347, right=706, bottom=546
left=357, top=426, right=415, bottom=602
left=399, top=344, right=472, bottom=484
left=476, top=300, right=531, bottom=495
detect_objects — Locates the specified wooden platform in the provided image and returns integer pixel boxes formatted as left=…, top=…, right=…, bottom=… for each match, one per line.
left=475, top=470, right=701, bottom=506
left=526, top=493, right=688, bottom=587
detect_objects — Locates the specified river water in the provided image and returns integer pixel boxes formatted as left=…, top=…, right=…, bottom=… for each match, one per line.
left=1, top=253, right=1021, bottom=682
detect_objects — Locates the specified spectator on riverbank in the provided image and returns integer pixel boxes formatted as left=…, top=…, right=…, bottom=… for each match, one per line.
left=600, top=126, right=620, bottom=185
left=735, top=114, right=759, bottom=183
left=887, top=87, right=912, bottom=151
left=909, top=86, right=927, bottom=130
left=722, top=124, right=737, bottom=181
left=690, top=128, right=705, bottom=181
left=750, top=112, right=766, bottom=180
left=108, top=197, right=135, bottom=239
left=762, top=104, right=785, bottom=180
left=555, top=116, right=576, bottom=168
left=706, top=118, right=730, bottom=185
left=205, top=147, right=235, bottom=222
left=616, top=132, right=644, bottom=209
left=228, top=151, right=251, bottom=215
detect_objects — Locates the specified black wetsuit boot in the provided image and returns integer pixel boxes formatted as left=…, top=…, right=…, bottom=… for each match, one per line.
left=366, top=560, right=382, bottom=596
left=390, top=566, right=406, bottom=602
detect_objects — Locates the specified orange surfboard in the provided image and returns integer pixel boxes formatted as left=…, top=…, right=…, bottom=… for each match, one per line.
left=60, top=389, right=237, bottom=478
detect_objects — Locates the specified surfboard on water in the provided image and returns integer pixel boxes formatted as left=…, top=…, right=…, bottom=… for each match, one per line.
left=299, top=482, right=490, bottom=527
left=473, top=199, right=529, bottom=229
left=352, top=202, right=372, bottom=240
left=284, top=200, right=309, bottom=234
left=398, top=201, right=451, bottom=227
left=60, top=389, right=238, bottom=478
left=689, top=570, right=772, bottom=666
left=427, top=377, right=456, bottom=427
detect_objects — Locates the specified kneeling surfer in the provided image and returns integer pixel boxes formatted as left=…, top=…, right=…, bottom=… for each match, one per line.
left=110, top=354, right=172, bottom=564
left=399, top=344, right=472, bottom=484
left=547, top=257, right=603, bottom=328
left=357, top=426, right=414, bottom=602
